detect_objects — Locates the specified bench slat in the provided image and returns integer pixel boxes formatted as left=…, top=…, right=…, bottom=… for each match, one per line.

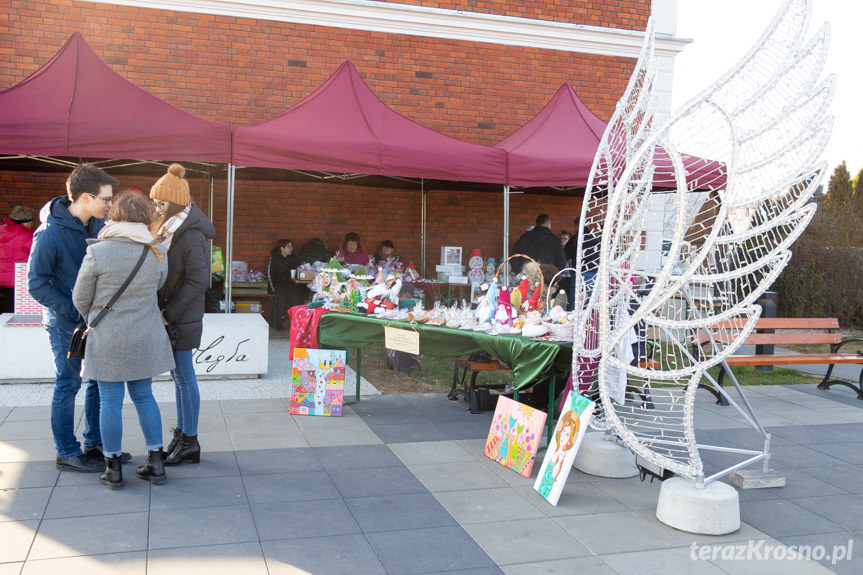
left=725, top=354, right=863, bottom=367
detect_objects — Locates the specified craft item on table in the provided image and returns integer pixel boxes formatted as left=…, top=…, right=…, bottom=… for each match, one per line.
left=365, top=281, right=388, bottom=301
left=484, top=258, right=496, bottom=283
left=351, top=265, right=374, bottom=287
left=486, top=277, right=498, bottom=312
left=374, top=267, right=385, bottom=285
left=290, top=348, right=346, bottom=417
left=473, top=297, right=493, bottom=327
left=484, top=396, right=547, bottom=477
left=534, top=391, right=595, bottom=505
left=493, top=286, right=516, bottom=330
left=526, top=282, right=541, bottom=311
left=387, top=277, right=402, bottom=304
left=510, top=286, right=522, bottom=311
left=405, top=263, right=421, bottom=282
left=518, top=275, right=530, bottom=301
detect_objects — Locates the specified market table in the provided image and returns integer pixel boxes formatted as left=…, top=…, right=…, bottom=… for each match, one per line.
left=316, top=311, right=573, bottom=440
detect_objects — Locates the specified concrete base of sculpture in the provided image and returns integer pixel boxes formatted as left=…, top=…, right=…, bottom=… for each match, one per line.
left=729, top=468, right=786, bottom=489
left=573, top=432, right=638, bottom=478
left=656, top=477, right=740, bottom=535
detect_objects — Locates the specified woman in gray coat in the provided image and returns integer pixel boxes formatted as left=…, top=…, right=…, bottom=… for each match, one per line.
left=73, top=193, right=174, bottom=489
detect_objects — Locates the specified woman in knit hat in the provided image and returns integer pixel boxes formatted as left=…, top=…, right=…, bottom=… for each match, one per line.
left=150, top=163, right=215, bottom=466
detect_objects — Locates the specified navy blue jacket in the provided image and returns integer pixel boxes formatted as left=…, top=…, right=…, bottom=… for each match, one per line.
left=28, top=196, right=105, bottom=330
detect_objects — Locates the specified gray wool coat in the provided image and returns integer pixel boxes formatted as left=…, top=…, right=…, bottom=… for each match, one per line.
left=73, top=238, right=175, bottom=382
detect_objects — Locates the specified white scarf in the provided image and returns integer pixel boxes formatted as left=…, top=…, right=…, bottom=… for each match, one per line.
left=98, top=221, right=155, bottom=243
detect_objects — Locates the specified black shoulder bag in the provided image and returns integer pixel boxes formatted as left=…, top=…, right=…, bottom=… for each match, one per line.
left=68, top=245, right=150, bottom=359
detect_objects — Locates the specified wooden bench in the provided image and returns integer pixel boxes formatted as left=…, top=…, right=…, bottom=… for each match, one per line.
left=448, top=355, right=510, bottom=414
left=692, top=317, right=863, bottom=404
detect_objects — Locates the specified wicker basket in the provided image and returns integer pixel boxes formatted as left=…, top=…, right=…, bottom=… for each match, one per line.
left=543, top=320, right=575, bottom=340
left=494, top=254, right=544, bottom=297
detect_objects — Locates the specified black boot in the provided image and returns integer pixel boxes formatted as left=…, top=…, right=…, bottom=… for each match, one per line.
left=165, top=434, right=200, bottom=466
left=165, top=428, right=183, bottom=456
left=100, top=455, right=123, bottom=490
left=136, top=449, right=167, bottom=485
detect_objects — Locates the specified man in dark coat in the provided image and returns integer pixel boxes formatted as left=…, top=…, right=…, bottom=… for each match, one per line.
left=511, top=214, right=567, bottom=273
left=28, top=163, right=117, bottom=473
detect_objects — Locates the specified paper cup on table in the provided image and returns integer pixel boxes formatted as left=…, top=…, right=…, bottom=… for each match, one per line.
left=291, top=269, right=297, bottom=279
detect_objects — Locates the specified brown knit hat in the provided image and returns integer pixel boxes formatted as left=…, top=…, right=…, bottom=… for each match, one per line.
left=150, top=163, right=190, bottom=206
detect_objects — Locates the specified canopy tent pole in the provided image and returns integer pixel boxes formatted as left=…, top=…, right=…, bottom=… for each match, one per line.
left=224, top=164, right=235, bottom=312
left=503, top=185, right=510, bottom=284
left=421, top=179, right=427, bottom=277
left=207, top=171, right=214, bottom=288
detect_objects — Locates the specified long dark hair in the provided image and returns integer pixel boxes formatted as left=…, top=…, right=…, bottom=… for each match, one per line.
left=150, top=201, right=185, bottom=234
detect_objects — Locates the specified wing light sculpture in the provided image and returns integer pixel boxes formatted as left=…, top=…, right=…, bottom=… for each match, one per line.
left=573, top=0, right=834, bottom=486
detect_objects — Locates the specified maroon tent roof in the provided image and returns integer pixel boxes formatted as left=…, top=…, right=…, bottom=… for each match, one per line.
left=233, top=61, right=507, bottom=184
left=0, top=33, right=231, bottom=163
left=496, top=83, right=726, bottom=191
left=495, top=83, right=607, bottom=188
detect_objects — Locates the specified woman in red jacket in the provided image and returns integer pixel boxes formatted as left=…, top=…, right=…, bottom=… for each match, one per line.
left=0, top=205, right=36, bottom=313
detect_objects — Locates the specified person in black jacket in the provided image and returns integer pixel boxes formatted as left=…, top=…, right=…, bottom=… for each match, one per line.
left=150, top=164, right=215, bottom=467
left=511, top=214, right=567, bottom=274
left=268, top=238, right=299, bottom=331
left=297, top=237, right=329, bottom=265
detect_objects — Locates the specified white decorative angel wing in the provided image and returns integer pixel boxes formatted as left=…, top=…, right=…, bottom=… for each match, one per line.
left=574, top=0, right=834, bottom=481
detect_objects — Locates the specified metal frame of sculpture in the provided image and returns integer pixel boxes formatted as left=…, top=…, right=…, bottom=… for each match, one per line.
left=572, top=0, right=834, bottom=486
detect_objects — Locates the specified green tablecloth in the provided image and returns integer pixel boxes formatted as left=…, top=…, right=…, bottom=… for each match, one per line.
left=317, top=312, right=572, bottom=391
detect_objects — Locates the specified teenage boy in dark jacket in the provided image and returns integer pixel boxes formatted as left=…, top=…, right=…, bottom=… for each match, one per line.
left=28, top=163, right=118, bottom=473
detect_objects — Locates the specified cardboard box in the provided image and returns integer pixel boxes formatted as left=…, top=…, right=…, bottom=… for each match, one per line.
left=297, top=269, right=316, bottom=282
left=235, top=302, right=262, bottom=313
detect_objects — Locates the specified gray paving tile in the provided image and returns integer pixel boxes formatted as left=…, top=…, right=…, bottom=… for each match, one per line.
left=220, top=398, right=287, bottom=413
left=513, top=482, right=630, bottom=517
left=149, top=474, right=247, bottom=511
left=740, top=499, right=846, bottom=537
left=798, top=464, right=863, bottom=494
left=251, top=498, right=361, bottom=541
left=763, top=468, right=849, bottom=499
left=301, top=423, right=383, bottom=447
left=262, top=533, right=388, bottom=575
left=463, top=516, right=590, bottom=564
left=29, top=512, right=148, bottom=559
left=809, top=442, right=863, bottom=465
left=592, top=475, right=663, bottom=511
left=4, top=406, right=51, bottom=422
left=768, top=423, right=861, bottom=444
left=0, top=519, right=38, bottom=562
left=500, top=554, right=617, bottom=575
left=0, top=486, right=51, bottom=522
left=410, top=460, right=510, bottom=493
left=769, top=443, right=851, bottom=470
left=43, top=480, right=151, bottom=519
left=366, top=525, right=496, bottom=575
left=236, top=446, right=323, bottom=475
left=345, top=492, right=457, bottom=533
left=778, top=531, right=862, bottom=575
left=793, top=494, right=863, bottom=531
left=433, top=488, right=545, bottom=525
left=229, top=429, right=309, bottom=450
left=555, top=510, right=688, bottom=554
left=20, top=551, right=148, bottom=575
left=369, top=422, right=451, bottom=443
left=602, top=547, right=728, bottom=575
left=158, top=449, right=240, bottom=479
left=0, top=438, right=57, bottom=463
left=0, top=461, right=58, bottom=490
left=0, top=419, right=51, bottom=440
left=148, top=505, right=258, bottom=549
left=148, top=541, right=269, bottom=575
left=389, top=440, right=477, bottom=466
left=244, top=470, right=340, bottom=504
left=314, top=444, right=402, bottom=471
left=328, top=465, right=427, bottom=498
left=0, top=406, right=11, bottom=422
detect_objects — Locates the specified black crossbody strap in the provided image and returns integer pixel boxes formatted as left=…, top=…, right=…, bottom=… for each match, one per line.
left=88, top=245, right=150, bottom=329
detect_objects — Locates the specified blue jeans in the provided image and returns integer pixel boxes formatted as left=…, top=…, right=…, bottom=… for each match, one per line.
left=172, top=349, right=200, bottom=436
left=97, top=379, right=163, bottom=456
left=46, top=325, right=101, bottom=458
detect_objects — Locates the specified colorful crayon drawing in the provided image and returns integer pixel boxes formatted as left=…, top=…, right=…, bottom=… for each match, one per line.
left=533, top=391, right=595, bottom=506
left=289, top=348, right=346, bottom=416
left=483, top=396, right=547, bottom=478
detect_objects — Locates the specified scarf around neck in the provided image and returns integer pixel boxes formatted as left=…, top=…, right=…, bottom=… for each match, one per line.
left=98, top=221, right=162, bottom=259
left=154, top=204, right=191, bottom=251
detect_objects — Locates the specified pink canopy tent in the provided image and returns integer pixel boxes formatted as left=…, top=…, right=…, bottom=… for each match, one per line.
left=496, top=83, right=726, bottom=191
left=0, top=32, right=231, bottom=163
left=232, top=61, right=506, bottom=184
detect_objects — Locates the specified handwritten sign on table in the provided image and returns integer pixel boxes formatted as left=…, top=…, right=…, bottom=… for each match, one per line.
left=385, top=326, right=420, bottom=355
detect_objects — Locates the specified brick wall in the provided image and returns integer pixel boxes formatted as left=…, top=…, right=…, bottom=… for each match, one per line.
left=1, top=0, right=642, bottom=274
